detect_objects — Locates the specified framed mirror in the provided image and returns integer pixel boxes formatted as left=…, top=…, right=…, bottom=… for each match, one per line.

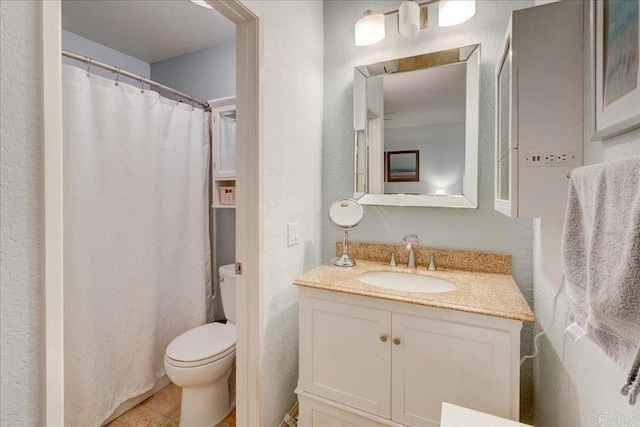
left=353, top=44, right=480, bottom=208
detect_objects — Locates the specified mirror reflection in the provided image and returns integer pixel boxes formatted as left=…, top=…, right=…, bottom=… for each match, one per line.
left=354, top=45, right=480, bottom=208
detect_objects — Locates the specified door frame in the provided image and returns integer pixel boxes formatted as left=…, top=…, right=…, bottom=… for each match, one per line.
left=41, top=1, right=263, bottom=425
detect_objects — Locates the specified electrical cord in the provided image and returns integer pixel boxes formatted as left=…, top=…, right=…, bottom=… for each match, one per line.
left=520, top=275, right=566, bottom=366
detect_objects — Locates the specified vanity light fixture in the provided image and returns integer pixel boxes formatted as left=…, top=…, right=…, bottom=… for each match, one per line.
left=439, top=0, right=476, bottom=27
left=355, top=10, right=386, bottom=46
left=398, top=1, right=421, bottom=37
left=354, top=0, right=476, bottom=46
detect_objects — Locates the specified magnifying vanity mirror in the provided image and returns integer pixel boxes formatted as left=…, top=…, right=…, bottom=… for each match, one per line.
left=353, top=44, right=480, bottom=208
left=328, top=198, right=365, bottom=267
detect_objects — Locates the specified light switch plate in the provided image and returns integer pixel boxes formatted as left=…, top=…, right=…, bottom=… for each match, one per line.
left=287, top=223, right=299, bottom=246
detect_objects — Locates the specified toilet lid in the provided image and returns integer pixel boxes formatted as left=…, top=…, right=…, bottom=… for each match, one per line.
left=166, top=322, right=236, bottom=363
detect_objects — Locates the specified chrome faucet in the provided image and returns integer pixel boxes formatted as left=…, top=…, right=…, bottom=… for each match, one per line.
left=403, top=234, right=418, bottom=268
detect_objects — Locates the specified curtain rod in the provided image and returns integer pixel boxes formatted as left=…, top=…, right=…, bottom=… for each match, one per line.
left=62, top=50, right=210, bottom=111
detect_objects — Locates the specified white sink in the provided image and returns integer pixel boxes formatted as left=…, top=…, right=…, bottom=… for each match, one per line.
left=358, top=271, right=457, bottom=293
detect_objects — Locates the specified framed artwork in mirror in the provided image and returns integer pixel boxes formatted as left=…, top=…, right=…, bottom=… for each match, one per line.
left=386, top=150, right=419, bottom=182
left=591, top=0, right=640, bottom=140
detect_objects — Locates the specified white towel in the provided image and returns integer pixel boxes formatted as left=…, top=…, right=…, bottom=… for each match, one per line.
left=561, top=156, right=640, bottom=405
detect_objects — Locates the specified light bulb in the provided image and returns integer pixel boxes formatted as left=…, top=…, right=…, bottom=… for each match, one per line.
left=439, top=0, right=476, bottom=27
left=355, top=10, right=386, bottom=46
left=399, top=1, right=420, bottom=37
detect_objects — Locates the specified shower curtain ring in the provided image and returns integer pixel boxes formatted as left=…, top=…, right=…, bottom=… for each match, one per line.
left=84, top=57, right=93, bottom=77
left=113, top=67, right=121, bottom=87
left=140, top=77, right=145, bottom=94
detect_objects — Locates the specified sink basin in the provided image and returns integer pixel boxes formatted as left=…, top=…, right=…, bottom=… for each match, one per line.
left=358, top=271, right=457, bottom=293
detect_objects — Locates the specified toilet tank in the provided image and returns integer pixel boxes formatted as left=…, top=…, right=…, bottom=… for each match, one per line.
left=219, top=264, right=237, bottom=323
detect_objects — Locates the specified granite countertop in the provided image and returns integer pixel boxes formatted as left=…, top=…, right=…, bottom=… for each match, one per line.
left=293, top=259, right=535, bottom=323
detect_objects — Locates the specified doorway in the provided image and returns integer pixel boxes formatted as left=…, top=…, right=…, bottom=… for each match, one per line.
left=41, top=1, right=262, bottom=425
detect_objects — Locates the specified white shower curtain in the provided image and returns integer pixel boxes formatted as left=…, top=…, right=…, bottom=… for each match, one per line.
left=62, top=65, right=210, bottom=426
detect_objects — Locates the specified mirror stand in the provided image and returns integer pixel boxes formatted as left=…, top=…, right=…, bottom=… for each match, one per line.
left=328, top=198, right=364, bottom=267
left=335, top=231, right=355, bottom=267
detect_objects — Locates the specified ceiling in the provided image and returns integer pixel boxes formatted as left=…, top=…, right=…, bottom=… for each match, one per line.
left=62, top=0, right=236, bottom=64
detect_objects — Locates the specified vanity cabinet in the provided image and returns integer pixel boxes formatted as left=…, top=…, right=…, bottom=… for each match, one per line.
left=210, top=96, right=236, bottom=208
left=297, top=287, right=522, bottom=427
left=494, top=0, right=583, bottom=218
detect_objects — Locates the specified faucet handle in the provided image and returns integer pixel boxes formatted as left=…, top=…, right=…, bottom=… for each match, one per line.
left=389, top=252, right=397, bottom=267
left=427, top=255, right=437, bottom=271
left=403, top=234, right=419, bottom=249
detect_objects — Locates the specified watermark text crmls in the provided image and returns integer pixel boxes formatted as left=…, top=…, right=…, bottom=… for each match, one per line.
left=587, top=414, right=640, bottom=426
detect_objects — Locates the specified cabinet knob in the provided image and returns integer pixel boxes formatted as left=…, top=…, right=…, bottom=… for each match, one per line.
left=393, top=337, right=401, bottom=345
left=380, top=334, right=388, bottom=343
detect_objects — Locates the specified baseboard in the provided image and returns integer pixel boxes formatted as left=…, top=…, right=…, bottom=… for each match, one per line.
left=102, top=376, right=171, bottom=425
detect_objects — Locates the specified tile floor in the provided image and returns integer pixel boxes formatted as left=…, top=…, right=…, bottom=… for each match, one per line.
left=105, top=383, right=236, bottom=427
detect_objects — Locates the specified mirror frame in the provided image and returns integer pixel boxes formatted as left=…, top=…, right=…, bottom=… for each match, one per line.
left=353, top=44, right=480, bottom=208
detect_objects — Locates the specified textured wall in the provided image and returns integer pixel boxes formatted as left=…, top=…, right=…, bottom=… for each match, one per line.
left=532, top=4, right=640, bottom=425
left=150, top=41, right=236, bottom=102
left=323, top=0, right=535, bottom=421
left=150, top=41, right=237, bottom=321
left=533, top=140, right=640, bottom=427
left=0, top=1, right=44, bottom=425
left=242, top=1, right=324, bottom=425
left=62, top=29, right=150, bottom=86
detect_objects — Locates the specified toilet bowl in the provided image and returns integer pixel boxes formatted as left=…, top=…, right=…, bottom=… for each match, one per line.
left=164, top=264, right=237, bottom=427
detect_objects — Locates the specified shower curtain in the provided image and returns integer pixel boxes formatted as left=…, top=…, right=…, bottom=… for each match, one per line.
left=62, top=65, right=210, bottom=426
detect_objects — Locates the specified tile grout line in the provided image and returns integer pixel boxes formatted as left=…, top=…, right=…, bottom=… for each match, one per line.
left=140, top=404, right=175, bottom=424
left=139, top=387, right=181, bottom=420
left=162, top=418, right=176, bottom=427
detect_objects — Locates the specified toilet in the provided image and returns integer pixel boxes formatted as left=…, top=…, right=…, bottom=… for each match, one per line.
left=164, top=264, right=237, bottom=427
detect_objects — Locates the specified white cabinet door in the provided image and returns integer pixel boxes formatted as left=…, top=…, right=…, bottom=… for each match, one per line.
left=211, top=101, right=236, bottom=179
left=300, top=298, right=392, bottom=418
left=391, top=313, right=512, bottom=426
left=494, top=0, right=583, bottom=218
left=494, top=32, right=517, bottom=218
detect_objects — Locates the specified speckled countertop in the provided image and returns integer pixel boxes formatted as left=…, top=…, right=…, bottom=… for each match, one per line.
left=293, top=259, right=535, bottom=323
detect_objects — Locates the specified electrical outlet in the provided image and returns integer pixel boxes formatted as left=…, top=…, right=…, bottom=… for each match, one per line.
left=287, top=223, right=299, bottom=246
left=525, top=151, right=577, bottom=166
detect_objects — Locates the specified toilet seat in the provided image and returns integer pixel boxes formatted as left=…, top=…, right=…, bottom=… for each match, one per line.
left=166, top=322, right=236, bottom=368
left=166, top=345, right=235, bottom=368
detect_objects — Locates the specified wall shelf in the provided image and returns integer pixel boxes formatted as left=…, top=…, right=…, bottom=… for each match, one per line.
left=209, top=97, right=236, bottom=208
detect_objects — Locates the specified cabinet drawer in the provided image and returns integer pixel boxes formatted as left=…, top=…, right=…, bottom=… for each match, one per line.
left=298, top=394, right=389, bottom=427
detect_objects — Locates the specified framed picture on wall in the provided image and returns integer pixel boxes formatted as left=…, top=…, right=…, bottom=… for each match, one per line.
left=386, top=150, right=420, bottom=182
left=591, top=0, right=640, bottom=141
